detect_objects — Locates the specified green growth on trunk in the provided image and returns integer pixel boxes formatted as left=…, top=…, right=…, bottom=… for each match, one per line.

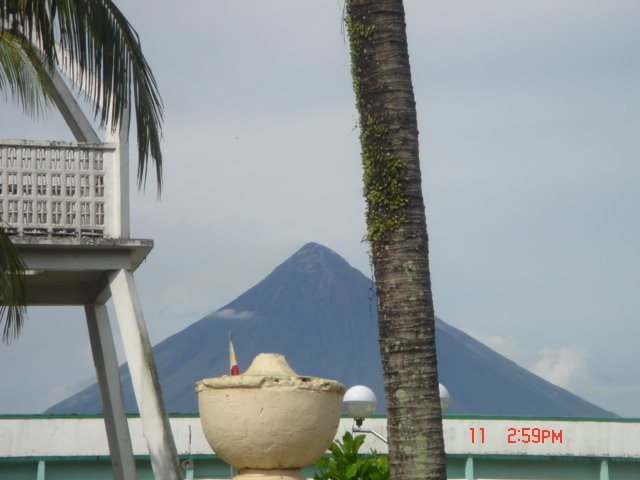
left=345, top=7, right=376, bottom=110
left=360, top=114, right=408, bottom=246
left=346, top=2, right=409, bottom=251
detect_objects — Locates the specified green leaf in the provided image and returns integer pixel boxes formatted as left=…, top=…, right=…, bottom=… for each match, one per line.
left=0, top=228, right=27, bottom=343
left=345, top=463, right=358, bottom=479
left=352, top=434, right=366, bottom=453
left=0, top=29, right=53, bottom=117
left=314, top=432, right=389, bottom=480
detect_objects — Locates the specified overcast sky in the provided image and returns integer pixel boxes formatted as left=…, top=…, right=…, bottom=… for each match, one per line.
left=0, top=1, right=638, bottom=417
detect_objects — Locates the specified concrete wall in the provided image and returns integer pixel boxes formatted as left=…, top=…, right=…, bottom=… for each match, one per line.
left=1, top=415, right=639, bottom=479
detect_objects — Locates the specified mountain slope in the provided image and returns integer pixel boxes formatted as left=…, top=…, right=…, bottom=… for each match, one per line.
left=47, top=242, right=616, bottom=417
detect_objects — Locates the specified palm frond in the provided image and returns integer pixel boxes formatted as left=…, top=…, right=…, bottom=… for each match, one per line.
left=0, top=29, right=53, bottom=117
left=0, top=227, right=27, bottom=343
left=1, top=0, right=164, bottom=191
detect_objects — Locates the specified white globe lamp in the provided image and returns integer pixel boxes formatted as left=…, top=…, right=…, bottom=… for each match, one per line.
left=439, top=383, right=450, bottom=413
left=343, top=385, right=377, bottom=426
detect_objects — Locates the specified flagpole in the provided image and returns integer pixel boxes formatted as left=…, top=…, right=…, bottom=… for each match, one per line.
left=228, top=330, right=235, bottom=478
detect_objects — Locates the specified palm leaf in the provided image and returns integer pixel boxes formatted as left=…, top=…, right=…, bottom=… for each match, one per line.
left=0, top=29, right=53, bottom=117
left=0, top=227, right=27, bottom=343
left=1, top=0, right=164, bottom=190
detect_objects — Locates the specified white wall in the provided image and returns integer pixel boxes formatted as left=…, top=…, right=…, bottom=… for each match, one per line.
left=1, top=416, right=638, bottom=459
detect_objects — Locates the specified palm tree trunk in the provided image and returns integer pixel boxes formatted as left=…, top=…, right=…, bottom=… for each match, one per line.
left=346, top=1, right=447, bottom=479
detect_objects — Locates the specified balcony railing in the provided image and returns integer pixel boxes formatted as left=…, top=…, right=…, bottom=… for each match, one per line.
left=0, top=140, right=117, bottom=238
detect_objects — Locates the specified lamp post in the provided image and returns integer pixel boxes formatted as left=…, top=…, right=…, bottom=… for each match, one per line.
left=343, top=384, right=450, bottom=444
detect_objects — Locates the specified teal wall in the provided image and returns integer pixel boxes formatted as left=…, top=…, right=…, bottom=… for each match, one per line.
left=2, top=454, right=639, bottom=480
left=448, top=455, right=640, bottom=480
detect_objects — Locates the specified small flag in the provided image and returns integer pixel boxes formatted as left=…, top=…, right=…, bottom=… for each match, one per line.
left=230, top=335, right=240, bottom=376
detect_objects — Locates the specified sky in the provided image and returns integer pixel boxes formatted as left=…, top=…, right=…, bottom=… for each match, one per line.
left=0, top=1, right=638, bottom=417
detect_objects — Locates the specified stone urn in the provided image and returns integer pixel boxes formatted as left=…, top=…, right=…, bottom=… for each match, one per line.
left=196, top=353, right=345, bottom=480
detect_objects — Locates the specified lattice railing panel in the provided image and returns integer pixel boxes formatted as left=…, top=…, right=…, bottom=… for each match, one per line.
left=0, top=141, right=116, bottom=238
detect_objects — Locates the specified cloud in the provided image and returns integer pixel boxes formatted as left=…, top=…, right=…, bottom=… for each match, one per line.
left=531, top=346, right=588, bottom=391
left=464, top=329, right=589, bottom=392
left=462, top=329, right=527, bottom=365
left=211, top=309, right=254, bottom=321
left=41, top=376, right=95, bottom=411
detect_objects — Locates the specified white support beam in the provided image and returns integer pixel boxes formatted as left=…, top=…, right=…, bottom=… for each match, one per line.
left=108, top=269, right=182, bottom=480
left=85, top=303, right=137, bottom=480
left=43, top=67, right=100, bottom=143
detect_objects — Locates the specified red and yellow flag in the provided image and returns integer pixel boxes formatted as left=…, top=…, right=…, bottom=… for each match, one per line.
left=230, top=337, right=240, bottom=376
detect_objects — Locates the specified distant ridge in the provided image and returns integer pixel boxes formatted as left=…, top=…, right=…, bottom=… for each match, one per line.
left=47, top=242, right=616, bottom=417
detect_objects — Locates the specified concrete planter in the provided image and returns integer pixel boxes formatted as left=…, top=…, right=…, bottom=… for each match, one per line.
left=196, top=353, right=345, bottom=480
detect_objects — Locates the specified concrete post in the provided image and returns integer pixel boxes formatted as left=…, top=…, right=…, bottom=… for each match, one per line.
left=36, top=460, right=45, bottom=480
left=85, top=303, right=137, bottom=480
left=104, top=93, right=131, bottom=238
left=109, top=269, right=182, bottom=480
left=465, top=457, right=475, bottom=480
left=600, top=460, right=610, bottom=480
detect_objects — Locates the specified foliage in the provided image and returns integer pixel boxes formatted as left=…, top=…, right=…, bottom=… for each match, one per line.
left=0, top=0, right=164, bottom=190
left=0, top=227, right=26, bottom=343
left=0, top=28, right=53, bottom=117
left=359, top=114, right=408, bottom=249
left=314, top=432, right=389, bottom=480
left=344, top=8, right=375, bottom=111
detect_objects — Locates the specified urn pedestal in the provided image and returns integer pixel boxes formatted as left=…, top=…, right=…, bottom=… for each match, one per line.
left=196, top=353, right=345, bottom=480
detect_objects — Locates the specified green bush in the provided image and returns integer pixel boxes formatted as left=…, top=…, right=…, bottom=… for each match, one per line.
left=314, top=432, right=389, bottom=480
